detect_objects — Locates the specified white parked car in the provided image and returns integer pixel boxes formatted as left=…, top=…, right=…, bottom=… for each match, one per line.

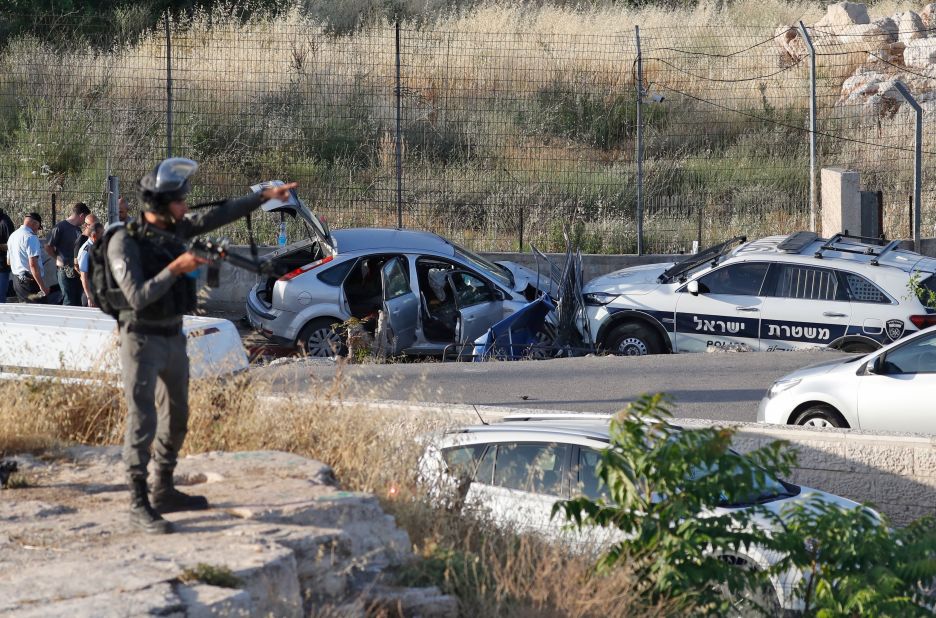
left=419, top=414, right=868, bottom=611
left=0, top=305, right=248, bottom=382
left=581, top=232, right=936, bottom=355
left=759, top=325, right=936, bottom=431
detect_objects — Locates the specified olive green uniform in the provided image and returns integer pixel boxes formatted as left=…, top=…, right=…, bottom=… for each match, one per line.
left=108, top=193, right=263, bottom=481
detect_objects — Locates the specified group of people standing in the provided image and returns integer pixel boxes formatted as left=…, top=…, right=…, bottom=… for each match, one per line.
left=0, top=198, right=128, bottom=304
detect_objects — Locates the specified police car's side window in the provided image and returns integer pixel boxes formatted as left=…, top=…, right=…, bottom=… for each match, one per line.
left=769, top=265, right=846, bottom=301
left=840, top=272, right=890, bottom=304
left=696, top=263, right=769, bottom=296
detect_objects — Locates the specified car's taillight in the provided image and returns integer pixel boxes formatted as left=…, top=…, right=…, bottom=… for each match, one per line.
left=909, top=314, right=936, bottom=330
left=279, top=255, right=333, bottom=281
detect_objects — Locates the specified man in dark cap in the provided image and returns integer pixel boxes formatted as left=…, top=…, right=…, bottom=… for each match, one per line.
left=6, top=213, right=51, bottom=302
left=105, top=157, right=295, bottom=534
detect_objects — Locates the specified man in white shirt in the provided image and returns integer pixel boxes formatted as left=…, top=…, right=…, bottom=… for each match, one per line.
left=77, top=221, right=103, bottom=307
left=6, top=212, right=51, bottom=302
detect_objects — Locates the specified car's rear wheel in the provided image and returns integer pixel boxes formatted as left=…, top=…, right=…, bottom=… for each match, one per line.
left=298, top=318, right=346, bottom=358
left=604, top=322, right=664, bottom=356
left=793, top=405, right=848, bottom=429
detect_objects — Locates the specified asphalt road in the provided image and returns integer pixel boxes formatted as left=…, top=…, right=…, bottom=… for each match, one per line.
left=255, top=350, right=850, bottom=423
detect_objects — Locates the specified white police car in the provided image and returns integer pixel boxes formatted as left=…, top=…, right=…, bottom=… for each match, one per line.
left=582, top=232, right=936, bottom=355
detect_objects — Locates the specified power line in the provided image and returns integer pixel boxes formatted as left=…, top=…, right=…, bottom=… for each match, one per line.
left=648, top=56, right=803, bottom=83
left=655, top=81, right=936, bottom=156
left=649, top=30, right=785, bottom=59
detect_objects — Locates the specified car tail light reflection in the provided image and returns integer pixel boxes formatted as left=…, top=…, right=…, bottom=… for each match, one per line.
left=909, top=314, right=936, bottom=330
left=280, top=255, right=333, bottom=281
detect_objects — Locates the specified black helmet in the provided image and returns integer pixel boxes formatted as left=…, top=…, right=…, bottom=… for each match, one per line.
left=138, top=158, right=198, bottom=210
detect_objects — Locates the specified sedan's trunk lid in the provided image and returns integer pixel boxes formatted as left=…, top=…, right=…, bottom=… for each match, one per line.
left=252, top=180, right=334, bottom=253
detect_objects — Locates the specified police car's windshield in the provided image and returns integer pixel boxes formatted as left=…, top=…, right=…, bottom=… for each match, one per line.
left=658, top=236, right=747, bottom=283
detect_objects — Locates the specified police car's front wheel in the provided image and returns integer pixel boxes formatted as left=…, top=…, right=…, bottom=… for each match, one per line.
left=605, top=323, right=663, bottom=356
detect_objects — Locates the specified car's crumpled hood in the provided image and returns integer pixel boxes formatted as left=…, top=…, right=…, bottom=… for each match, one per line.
left=497, top=261, right=559, bottom=295
left=583, top=262, right=675, bottom=296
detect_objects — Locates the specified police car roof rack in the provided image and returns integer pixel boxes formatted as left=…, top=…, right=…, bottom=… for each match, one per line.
left=777, top=231, right=819, bottom=254
left=814, top=231, right=899, bottom=266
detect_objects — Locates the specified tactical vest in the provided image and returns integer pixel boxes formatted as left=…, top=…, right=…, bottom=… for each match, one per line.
left=122, top=229, right=197, bottom=323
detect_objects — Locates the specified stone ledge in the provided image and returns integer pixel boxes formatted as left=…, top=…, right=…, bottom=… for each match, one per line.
left=0, top=448, right=456, bottom=617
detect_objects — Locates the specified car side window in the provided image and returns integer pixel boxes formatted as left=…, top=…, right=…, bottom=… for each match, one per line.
left=573, top=448, right=610, bottom=501
left=441, top=444, right=487, bottom=480
left=449, top=272, right=497, bottom=308
left=382, top=257, right=411, bottom=300
left=317, top=259, right=356, bottom=286
left=492, top=442, right=568, bottom=496
left=696, top=262, right=769, bottom=296
left=881, top=333, right=936, bottom=374
left=768, top=264, right=846, bottom=301
left=840, top=271, right=890, bottom=304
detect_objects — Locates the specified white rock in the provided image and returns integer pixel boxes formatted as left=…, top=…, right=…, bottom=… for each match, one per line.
left=920, top=3, right=936, bottom=28
left=894, top=11, right=927, bottom=44
left=838, top=22, right=893, bottom=45
left=904, top=38, right=936, bottom=67
left=816, top=2, right=871, bottom=29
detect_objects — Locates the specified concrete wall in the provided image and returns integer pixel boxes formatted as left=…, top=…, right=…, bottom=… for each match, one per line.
left=342, top=399, right=936, bottom=526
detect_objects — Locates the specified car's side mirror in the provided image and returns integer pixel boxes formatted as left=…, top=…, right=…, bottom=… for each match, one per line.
left=865, top=355, right=885, bottom=375
left=687, top=280, right=700, bottom=296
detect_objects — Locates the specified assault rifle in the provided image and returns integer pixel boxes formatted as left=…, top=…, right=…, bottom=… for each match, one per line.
left=135, top=222, right=275, bottom=287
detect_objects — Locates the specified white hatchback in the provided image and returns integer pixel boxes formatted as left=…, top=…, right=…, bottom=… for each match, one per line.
left=759, top=326, right=936, bottom=432
left=419, top=414, right=867, bottom=611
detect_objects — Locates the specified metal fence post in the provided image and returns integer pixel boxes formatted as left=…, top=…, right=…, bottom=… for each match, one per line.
left=107, top=176, right=119, bottom=224
left=635, top=25, right=644, bottom=256
left=395, top=20, right=403, bottom=229
left=798, top=22, right=817, bottom=232
left=891, top=81, right=923, bottom=251
left=164, top=13, right=173, bottom=159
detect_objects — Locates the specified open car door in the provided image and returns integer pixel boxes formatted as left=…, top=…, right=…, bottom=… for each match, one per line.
left=450, top=271, right=504, bottom=346
left=380, top=256, right=419, bottom=355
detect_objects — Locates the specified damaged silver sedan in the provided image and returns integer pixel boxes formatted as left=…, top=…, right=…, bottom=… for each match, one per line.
left=245, top=191, right=554, bottom=358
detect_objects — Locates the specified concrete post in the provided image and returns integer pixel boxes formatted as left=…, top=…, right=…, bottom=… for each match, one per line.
left=821, top=167, right=861, bottom=237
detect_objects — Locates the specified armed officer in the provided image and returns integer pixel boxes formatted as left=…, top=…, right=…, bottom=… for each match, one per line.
left=108, top=157, right=296, bottom=534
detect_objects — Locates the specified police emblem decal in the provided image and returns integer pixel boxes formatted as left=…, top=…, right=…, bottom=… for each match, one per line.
left=886, top=319, right=905, bottom=341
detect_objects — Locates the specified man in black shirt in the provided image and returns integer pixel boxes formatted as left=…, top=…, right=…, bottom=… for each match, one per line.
left=0, top=207, right=15, bottom=302
left=47, top=202, right=90, bottom=305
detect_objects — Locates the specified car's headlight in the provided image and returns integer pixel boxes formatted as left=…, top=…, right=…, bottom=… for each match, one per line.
left=766, top=378, right=801, bottom=399
left=583, top=292, right=619, bottom=306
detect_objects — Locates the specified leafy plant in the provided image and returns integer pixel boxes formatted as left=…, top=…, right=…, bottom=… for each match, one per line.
left=554, top=393, right=936, bottom=616
left=553, top=393, right=796, bottom=615
left=768, top=496, right=936, bottom=616
left=908, top=270, right=936, bottom=311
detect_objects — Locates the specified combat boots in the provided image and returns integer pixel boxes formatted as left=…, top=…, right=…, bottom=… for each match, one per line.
left=129, top=478, right=173, bottom=534
left=151, top=467, right=209, bottom=513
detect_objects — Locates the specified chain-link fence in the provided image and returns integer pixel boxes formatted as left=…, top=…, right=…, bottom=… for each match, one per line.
left=0, top=12, right=933, bottom=254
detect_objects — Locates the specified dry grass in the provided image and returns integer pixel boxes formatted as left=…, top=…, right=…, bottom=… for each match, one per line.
left=3, top=0, right=933, bottom=252
left=0, top=366, right=672, bottom=615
